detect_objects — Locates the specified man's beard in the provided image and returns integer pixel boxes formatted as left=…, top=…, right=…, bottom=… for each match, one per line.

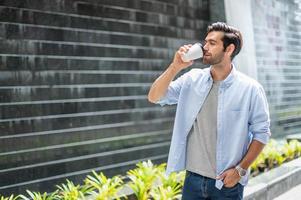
left=202, top=52, right=225, bottom=65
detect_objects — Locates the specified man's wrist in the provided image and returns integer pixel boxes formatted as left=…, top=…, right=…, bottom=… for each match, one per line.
left=169, top=63, right=182, bottom=74
left=235, top=165, right=247, bottom=177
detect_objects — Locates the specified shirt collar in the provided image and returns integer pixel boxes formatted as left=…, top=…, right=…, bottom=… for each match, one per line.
left=204, top=64, right=237, bottom=88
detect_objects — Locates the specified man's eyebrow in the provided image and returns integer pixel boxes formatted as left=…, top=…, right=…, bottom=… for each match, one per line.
left=205, top=39, right=217, bottom=43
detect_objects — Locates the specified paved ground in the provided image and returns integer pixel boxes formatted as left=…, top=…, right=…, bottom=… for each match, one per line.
left=273, top=183, right=301, bottom=200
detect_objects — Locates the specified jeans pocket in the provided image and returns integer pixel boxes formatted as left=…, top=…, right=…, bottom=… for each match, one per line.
left=222, top=183, right=244, bottom=198
left=223, top=183, right=238, bottom=189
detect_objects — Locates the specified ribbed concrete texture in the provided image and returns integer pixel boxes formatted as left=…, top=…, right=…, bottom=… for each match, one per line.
left=0, top=0, right=225, bottom=195
left=251, top=0, right=301, bottom=138
left=274, top=184, right=301, bottom=200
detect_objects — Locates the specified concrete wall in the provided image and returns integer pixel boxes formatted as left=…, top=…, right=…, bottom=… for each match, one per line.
left=224, top=0, right=301, bottom=138
left=251, top=0, right=301, bottom=138
left=0, top=0, right=221, bottom=195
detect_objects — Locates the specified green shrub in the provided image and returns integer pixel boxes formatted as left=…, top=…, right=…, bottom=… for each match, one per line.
left=150, top=170, right=183, bottom=200
left=250, top=139, right=301, bottom=176
left=84, top=171, right=124, bottom=200
left=127, top=160, right=165, bottom=200
left=150, top=185, right=181, bottom=200
left=0, top=195, right=20, bottom=200
left=56, top=180, right=90, bottom=200
left=19, top=190, right=59, bottom=200
left=2, top=139, right=301, bottom=199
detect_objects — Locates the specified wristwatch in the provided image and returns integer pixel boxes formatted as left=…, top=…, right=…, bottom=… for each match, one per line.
left=235, top=165, right=247, bottom=177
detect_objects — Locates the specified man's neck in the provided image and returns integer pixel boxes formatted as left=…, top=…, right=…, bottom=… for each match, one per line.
left=210, top=62, right=232, bottom=81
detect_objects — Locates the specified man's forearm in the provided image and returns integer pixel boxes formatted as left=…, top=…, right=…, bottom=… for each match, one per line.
left=148, top=44, right=194, bottom=103
left=147, top=64, right=181, bottom=103
left=238, top=140, right=266, bottom=169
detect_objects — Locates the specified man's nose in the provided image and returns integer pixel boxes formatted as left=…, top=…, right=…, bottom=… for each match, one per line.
left=203, top=43, right=209, bottom=51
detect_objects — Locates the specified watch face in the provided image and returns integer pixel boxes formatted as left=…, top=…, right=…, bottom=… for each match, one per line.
left=240, top=169, right=247, bottom=176
left=236, top=166, right=247, bottom=177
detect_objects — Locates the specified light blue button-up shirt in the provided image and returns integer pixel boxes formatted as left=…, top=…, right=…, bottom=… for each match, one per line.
left=156, top=65, right=271, bottom=189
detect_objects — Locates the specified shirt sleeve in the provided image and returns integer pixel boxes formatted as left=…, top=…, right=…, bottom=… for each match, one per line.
left=155, top=71, right=190, bottom=106
left=248, top=85, right=271, bottom=144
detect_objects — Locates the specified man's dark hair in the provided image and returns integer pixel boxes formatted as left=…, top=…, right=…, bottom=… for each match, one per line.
left=206, top=22, right=243, bottom=59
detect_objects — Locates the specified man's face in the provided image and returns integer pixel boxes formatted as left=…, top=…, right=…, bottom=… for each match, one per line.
left=202, top=31, right=226, bottom=65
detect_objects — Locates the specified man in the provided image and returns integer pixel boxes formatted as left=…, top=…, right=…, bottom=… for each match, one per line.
left=148, top=22, right=271, bottom=199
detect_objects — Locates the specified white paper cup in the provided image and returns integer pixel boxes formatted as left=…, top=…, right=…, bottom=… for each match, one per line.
left=181, top=43, right=203, bottom=62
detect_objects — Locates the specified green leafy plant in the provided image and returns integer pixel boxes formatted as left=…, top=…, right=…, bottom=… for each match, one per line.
left=150, top=185, right=182, bottom=200
left=150, top=171, right=183, bottom=200
left=19, top=190, right=59, bottom=200
left=251, top=139, right=301, bottom=177
left=157, top=170, right=184, bottom=190
left=84, top=171, right=124, bottom=200
left=56, top=180, right=90, bottom=200
left=175, top=171, right=186, bottom=187
left=282, top=142, right=295, bottom=160
left=263, top=140, right=284, bottom=168
left=284, top=140, right=301, bottom=159
left=127, top=160, right=165, bottom=200
left=0, top=195, right=20, bottom=200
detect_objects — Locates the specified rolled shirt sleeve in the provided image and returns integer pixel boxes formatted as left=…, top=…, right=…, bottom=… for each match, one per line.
left=248, top=85, right=271, bottom=144
left=156, top=71, right=190, bottom=106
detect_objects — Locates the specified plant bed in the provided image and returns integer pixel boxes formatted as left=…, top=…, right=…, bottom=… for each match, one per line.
left=1, top=139, right=301, bottom=200
left=250, top=139, right=301, bottom=177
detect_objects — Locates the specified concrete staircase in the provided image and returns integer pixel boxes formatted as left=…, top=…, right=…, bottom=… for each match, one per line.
left=0, top=0, right=222, bottom=195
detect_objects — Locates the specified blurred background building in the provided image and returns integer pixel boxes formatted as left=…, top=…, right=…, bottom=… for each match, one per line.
left=0, top=0, right=300, bottom=195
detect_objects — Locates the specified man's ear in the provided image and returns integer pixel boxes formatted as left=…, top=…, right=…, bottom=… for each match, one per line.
left=226, top=44, right=235, bottom=57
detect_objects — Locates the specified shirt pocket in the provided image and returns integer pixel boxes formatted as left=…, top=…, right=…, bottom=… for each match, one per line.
left=224, top=110, right=249, bottom=135
left=225, top=110, right=247, bottom=129
left=227, top=108, right=244, bottom=117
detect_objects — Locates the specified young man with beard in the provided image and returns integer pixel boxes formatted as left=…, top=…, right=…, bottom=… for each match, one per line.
left=148, top=22, right=271, bottom=199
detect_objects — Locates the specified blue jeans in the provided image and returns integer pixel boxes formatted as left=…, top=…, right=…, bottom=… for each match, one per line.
left=182, top=171, right=244, bottom=200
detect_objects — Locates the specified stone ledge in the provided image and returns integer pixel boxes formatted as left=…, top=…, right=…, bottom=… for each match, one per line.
left=286, top=133, right=301, bottom=142
left=244, top=157, right=301, bottom=200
